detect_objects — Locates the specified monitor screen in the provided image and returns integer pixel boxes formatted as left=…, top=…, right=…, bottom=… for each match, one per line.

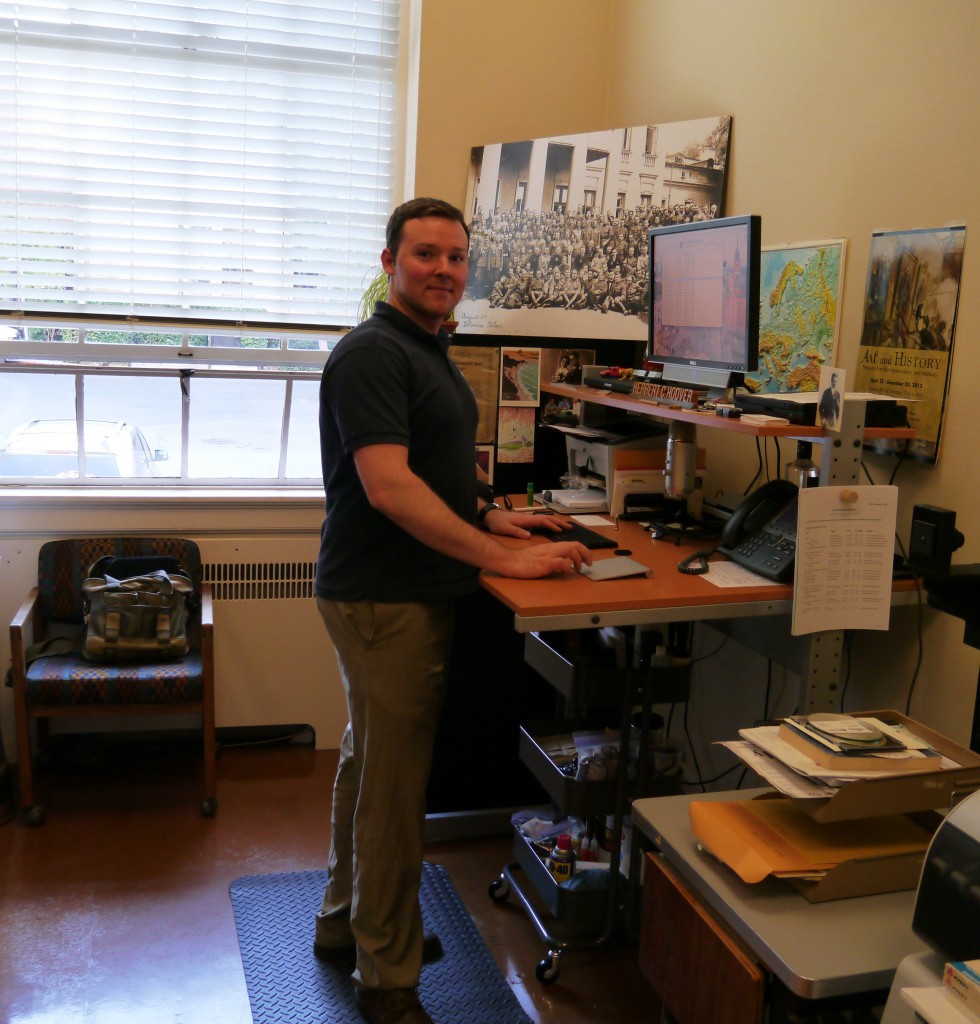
left=646, top=214, right=761, bottom=392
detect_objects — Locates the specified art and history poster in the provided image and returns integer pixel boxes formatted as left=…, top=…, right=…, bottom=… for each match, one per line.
left=745, top=240, right=846, bottom=394
left=458, top=116, right=731, bottom=341
left=853, top=225, right=966, bottom=463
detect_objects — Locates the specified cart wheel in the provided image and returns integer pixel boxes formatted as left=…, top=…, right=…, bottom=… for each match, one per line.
left=536, top=950, right=562, bottom=984
left=25, top=804, right=46, bottom=827
left=200, top=798, right=218, bottom=818
left=488, top=876, right=510, bottom=902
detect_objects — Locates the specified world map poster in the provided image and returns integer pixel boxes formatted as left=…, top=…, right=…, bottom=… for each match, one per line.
left=744, top=240, right=846, bottom=394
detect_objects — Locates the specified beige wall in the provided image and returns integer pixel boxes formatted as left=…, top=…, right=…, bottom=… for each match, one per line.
left=415, top=0, right=980, bottom=744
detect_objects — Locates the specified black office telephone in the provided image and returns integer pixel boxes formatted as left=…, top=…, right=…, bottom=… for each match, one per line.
left=677, top=478, right=799, bottom=580
left=718, top=478, right=799, bottom=582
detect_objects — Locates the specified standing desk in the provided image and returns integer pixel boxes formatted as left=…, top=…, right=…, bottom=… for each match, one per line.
left=481, top=516, right=919, bottom=712
left=481, top=520, right=924, bottom=1013
left=500, top=383, right=919, bottom=713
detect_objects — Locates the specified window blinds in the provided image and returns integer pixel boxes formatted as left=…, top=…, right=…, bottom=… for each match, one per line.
left=0, top=1, right=400, bottom=327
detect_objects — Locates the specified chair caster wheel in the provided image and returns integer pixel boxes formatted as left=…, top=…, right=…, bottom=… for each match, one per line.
left=200, top=798, right=217, bottom=817
left=25, top=805, right=46, bottom=827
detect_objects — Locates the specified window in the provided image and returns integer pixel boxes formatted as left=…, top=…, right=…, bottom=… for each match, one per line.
left=514, top=181, right=527, bottom=214
left=0, top=0, right=405, bottom=485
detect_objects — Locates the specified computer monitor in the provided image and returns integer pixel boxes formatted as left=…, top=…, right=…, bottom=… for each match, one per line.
left=646, top=214, right=761, bottom=397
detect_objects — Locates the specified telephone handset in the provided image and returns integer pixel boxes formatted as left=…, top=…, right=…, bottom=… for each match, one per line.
left=718, top=478, right=799, bottom=582
left=677, top=478, right=799, bottom=579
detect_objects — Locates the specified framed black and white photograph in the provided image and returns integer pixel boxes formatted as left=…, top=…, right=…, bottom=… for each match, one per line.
left=458, top=116, right=732, bottom=341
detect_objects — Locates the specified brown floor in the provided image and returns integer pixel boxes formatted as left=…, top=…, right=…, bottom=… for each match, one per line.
left=0, top=738, right=660, bottom=1024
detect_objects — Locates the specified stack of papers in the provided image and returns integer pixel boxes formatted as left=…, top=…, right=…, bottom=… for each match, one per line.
left=718, top=714, right=959, bottom=800
left=538, top=488, right=608, bottom=513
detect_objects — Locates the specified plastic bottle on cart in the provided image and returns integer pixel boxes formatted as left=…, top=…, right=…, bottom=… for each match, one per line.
left=546, top=833, right=575, bottom=883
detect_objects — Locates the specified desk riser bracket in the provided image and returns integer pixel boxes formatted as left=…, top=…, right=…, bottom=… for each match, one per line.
left=707, top=617, right=844, bottom=712
left=816, top=400, right=866, bottom=486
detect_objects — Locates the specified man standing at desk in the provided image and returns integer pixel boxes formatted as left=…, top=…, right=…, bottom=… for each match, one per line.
left=314, top=197, right=590, bottom=1024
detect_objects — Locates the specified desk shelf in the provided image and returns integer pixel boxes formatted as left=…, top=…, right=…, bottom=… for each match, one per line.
left=542, top=380, right=916, bottom=442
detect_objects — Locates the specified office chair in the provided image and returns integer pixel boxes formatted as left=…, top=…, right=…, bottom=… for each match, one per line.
left=8, top=537, right=216, bottom=825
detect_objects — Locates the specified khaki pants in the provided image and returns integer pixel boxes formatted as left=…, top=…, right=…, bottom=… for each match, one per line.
left=314, top=596, right=452, bottom=990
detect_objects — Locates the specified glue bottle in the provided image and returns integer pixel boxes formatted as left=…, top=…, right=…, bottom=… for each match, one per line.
left=546, top=833, right=575, bottom=883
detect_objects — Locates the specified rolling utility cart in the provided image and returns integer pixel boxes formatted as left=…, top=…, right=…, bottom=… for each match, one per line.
left=488, top=627, right=689, bottom=983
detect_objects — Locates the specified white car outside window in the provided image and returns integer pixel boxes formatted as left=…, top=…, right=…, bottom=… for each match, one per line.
left=0, top=419, right=168, bottom=479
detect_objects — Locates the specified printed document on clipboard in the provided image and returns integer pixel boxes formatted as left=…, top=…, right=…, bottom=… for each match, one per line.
left=792, top=485, right=898, bottom=635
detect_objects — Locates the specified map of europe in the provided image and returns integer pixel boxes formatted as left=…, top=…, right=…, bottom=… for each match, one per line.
left=744, top=242, right=845, bottom=393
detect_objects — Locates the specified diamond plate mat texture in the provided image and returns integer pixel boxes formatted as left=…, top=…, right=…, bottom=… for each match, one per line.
left=229, top=862, right=531, bottom=1024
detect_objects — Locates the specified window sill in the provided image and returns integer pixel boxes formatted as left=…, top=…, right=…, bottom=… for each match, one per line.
left=0, top=485, right=325, bottom=510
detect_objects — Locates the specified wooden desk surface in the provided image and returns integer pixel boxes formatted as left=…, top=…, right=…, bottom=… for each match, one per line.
left=480, top=513, right=917, bottom=632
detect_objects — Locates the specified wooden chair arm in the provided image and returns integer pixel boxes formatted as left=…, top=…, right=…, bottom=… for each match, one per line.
left=9, top=586, right=41, bottom=692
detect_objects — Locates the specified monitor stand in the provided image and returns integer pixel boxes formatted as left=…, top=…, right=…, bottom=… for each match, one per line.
left=647, top=497, right=722, bottom=543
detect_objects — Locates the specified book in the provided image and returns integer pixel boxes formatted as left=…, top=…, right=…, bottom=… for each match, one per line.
left=777, top=718, right=942, bottom=773
left=945, top=959, right=980, bottom=1018
left=784, top=714, right=910, bottom=752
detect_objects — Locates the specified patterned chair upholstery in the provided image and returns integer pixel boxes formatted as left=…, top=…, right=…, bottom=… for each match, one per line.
left=8, top=537, right=216, bottom=825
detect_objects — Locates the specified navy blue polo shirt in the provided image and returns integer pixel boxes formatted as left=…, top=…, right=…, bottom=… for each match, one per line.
left=315, top=303, right=480, bottom=603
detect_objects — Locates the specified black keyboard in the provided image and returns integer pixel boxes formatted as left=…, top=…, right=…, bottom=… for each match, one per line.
left=547, top=519, right=618, bottom=550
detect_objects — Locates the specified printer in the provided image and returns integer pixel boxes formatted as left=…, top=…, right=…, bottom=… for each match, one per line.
left=563, top=427, right=668, bottom=516
left=881, top=788, right=980, bottom=1023
left=912, top=787, right=980, bottom=962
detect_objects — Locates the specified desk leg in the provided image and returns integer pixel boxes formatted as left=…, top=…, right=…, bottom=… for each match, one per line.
left=800, top=630, right=846, bottom=714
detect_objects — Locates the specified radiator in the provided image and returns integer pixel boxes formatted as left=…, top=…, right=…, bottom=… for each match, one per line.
left=198, top=537, right=346, bottom=749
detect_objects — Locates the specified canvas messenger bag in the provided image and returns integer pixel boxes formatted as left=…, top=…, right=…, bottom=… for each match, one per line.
left=82, top=555, right=193, bottom=663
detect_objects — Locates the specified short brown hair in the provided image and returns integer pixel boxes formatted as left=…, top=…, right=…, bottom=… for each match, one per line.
left=385, top=197, right=470, bottom=258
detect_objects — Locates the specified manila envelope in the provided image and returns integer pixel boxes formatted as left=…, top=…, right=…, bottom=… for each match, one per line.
left=689, top=798, right=933, bottom=884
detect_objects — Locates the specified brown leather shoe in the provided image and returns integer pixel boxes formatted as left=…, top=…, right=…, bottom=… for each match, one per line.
left=355, top=986, right=433, bottom=1024
left=314, top=929, right=444, bottom=968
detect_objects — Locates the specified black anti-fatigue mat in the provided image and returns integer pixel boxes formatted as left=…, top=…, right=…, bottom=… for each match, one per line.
left=229, top=862, right=531, bottom=1024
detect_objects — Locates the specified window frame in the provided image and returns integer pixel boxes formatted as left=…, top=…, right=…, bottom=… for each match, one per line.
left=0, top=0, right=420, bottom=489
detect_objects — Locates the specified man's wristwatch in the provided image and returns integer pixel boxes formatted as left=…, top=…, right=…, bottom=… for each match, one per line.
left=477, top=501, right=502, bottom=526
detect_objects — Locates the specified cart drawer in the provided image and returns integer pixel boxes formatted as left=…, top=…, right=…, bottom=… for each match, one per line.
left=520, top=719, right=681, bottom=813
left=524, top=630, right=690, bottom=704
left=512, top=825, right=619, bottom=933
